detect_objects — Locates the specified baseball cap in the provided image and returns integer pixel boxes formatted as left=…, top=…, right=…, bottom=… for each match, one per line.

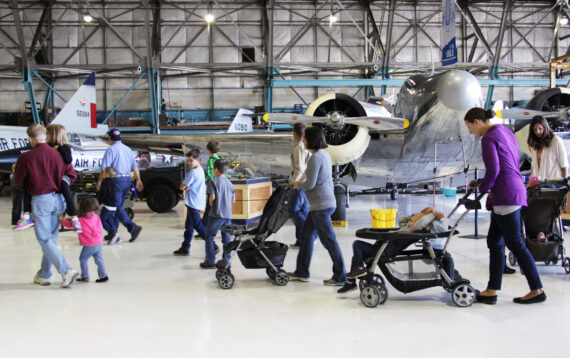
left=107, top=128, right=121, bottom=140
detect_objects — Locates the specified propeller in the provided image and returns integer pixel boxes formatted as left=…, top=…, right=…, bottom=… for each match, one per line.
left=262, top=112, right=409, bottom=131
left=496, top=108, right=569, bottom=121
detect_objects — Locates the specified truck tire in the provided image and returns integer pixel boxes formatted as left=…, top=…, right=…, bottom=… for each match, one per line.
left=146, top=184, right=178, bottom=213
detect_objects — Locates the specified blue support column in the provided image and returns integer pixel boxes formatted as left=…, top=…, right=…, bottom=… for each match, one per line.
left=23, top=68, right=40, bottom=124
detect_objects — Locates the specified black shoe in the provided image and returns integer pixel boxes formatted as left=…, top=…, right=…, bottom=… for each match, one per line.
left=95, top=277, right=109, bottom=283
left=345, top=266, right=367, bottom=279
left=475, top=290, right=497, bottom=305
left=214, top=244, right=220, bottom=255
left=504, top=266, right=516, bottom=274
left=173, top=248, right=189, bottom=256
left=337, top=281, right=357, bottom=294
left=513, top=292, right=546, bottom=304
left=200, top=261, right=216, bottom=269
left=129, top=225, right=142, bottom=242
left=104, top=234, right=111, bottom=241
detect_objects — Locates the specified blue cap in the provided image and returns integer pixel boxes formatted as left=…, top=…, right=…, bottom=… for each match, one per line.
left=107, top=128, right=121, bottom=140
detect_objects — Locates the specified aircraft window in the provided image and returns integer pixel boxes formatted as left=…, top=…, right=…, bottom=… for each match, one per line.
left=68, top=133, right=81, bottom=146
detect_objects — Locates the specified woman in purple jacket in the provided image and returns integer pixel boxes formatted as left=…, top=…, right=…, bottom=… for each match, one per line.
left=464, top=107, right=545, bottom=305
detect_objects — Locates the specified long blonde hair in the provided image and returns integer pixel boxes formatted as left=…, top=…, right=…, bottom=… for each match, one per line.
left=46, top=124, right=69, bottom=147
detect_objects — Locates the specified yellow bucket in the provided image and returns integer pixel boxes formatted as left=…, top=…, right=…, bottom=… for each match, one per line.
left=370, top=209, right=398, bottom=228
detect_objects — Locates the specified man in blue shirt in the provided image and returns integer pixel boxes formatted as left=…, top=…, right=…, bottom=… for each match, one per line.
left=96, top=129, right=143, bottom=242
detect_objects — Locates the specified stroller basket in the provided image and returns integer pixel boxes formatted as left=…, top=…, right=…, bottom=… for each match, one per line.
left=524, top=238, right=561, bottom=261
left=237, top=241, right=288, bottom=269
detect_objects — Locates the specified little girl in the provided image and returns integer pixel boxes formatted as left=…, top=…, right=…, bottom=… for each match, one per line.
left=62, top=197, right=109, bottom=283
left=47, top=124, right=82, bottom=232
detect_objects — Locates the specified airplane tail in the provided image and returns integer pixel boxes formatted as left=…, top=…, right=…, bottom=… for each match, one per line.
left=227, top=108, right=254, bottom=133
left=51, top=73, right=108, bottom=136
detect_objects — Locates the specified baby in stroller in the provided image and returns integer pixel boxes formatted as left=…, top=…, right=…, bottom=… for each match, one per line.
left=338, top=207, right=455, bottom=294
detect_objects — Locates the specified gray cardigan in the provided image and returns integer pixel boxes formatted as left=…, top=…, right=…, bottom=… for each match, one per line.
left=300, top=149, right=336, bottom=211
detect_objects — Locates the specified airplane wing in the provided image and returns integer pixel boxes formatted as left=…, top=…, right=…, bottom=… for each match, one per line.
left=262, top=113, right=409, bottom=132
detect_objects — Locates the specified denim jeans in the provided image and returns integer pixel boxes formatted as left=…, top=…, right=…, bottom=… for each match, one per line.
left=182, top=206, right=207, bottom=251
left=205, top=217, right=231, bottom=264
left=487, top=209, right=542, bottom=291
left=79, top=244, right=107, bottom=279
left=113, top=176, right=135, bottom=233
left=100, top=207, right=118, bottom=237
left=290, top=189, right=309, bottom=245
left=295, top=207, right=346, bottom=282
left=32, top=193, right=70, bottom=278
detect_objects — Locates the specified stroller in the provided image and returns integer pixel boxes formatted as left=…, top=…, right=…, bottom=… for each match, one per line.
left=353, top=190, right=484, bottom=308
left=215, top=186, right=296, bottom=289
left=508, top=180, right=570, bottom=274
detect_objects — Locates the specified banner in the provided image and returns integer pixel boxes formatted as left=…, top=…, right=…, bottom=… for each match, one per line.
left=442, top=0, right=457, bottom=66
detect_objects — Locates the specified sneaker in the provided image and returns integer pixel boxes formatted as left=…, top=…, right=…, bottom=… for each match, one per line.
left=72, top=218, right=83, bottom=233
left=61, top=269, right=79, bottom=288
left=13, top=218, right=34, bottom=231
left=323, top=279, right=345, bottom=286
left=108, top=234, right=121, bottom=246
left=33, top=274, right=51, bottom=286
left=199, top=261, right=216, bottom=269
left=173, top=248, right=189, bottom=256
left=129, top=225, right=142, bottom=242
left=288, top=272, right=310, bottom=282
left=345, top=266, right=367, bottom=279
left=337, top=281, right=357, bottom=294
left=95, top=277, right=109, bottom=283
left=76, top=277, right=89, bottom=282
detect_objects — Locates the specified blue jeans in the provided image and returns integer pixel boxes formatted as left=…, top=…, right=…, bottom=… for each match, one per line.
left=79, top=244, right=107, bottom=279
left=182, top=206, right=207, bottom=250
left=487, top=209, right=542, bottom=291
left=100, top=207, right=118, bottom=237
left=32, top=193, right=70, bottom=278
left=290, top=189, right=309, bottom=245
left=205, top=217, right=231, bottom=264
left=113, top=176, right=135, bottom=233
left=295, top=208, right=346, bottom=282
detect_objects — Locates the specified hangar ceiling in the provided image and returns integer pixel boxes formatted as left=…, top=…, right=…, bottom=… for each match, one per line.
left=0, top=0, right=569, bottom=113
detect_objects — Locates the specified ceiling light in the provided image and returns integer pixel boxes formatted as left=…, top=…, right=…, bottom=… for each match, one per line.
left=82, top=13, right=93, bottom=23
left=329, top=15, right=338, bottom=24
left=560, top=17, right=569, bottom=25
left=205, top=14, right=215, bottom=23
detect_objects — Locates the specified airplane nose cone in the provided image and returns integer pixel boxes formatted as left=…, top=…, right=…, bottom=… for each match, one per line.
left=437, top=70, right=482, bottom=111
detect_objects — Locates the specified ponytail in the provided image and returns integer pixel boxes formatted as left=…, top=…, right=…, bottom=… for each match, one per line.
left=464, top=107, right=495, bottom=123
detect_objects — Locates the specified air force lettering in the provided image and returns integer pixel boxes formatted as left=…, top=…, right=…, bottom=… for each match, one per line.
left=442, top=0, right=457, bottom=66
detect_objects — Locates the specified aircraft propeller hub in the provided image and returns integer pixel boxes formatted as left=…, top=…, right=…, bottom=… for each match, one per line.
left=328, top=111, right=344, bottom=126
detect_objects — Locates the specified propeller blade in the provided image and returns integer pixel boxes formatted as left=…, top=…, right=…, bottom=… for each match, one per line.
left=262, top=113, right=316, bottom=123
left=344, top=116, right=409, bottom=130
left=496, top=108, right=564, bottom=120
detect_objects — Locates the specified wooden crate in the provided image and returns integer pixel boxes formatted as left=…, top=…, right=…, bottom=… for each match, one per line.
left=230, top=177, right=271, bottom=226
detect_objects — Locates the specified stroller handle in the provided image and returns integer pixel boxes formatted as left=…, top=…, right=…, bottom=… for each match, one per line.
left=448, top=189, right=486, bottom=217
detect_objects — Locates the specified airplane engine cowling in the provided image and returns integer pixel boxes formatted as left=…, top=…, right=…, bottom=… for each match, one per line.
left=305, top=93, right=381, bottom=166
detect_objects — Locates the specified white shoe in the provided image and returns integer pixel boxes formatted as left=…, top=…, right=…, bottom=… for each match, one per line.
left=33, top=274, right=50, bottom=286
left=61, top=269, right=79, bottom=288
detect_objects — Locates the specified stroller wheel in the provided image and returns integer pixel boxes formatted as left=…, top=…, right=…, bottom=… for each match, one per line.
left=358, top=274, right=384, bottom=291
left=451, top=283, right=475, bottom=307
left=563, top=257, right=570, bottom=274
left=215, top=268, right=226, bottom=281
left=218, top=272, right=235, bottom=289
left=508, top=251, right=517, bottom=266
left=273, top=270, right=289, bottom=286
left=266, top=268, right=276, bottom=280
left=360, top=283, right=388, bottom=308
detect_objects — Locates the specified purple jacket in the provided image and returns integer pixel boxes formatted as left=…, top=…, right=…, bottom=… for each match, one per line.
left=478, top=125, right=527, bottom=206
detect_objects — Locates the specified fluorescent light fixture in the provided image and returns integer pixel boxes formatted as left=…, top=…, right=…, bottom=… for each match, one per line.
left=82, top=13, right=93, bottom=23
left=329, top=15, right=338, bottom=24
left=560, top=17, right=568, bottom=25
left=205, top=14, right=215, bottom=23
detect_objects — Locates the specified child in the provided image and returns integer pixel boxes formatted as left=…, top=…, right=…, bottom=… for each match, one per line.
left=98, top=166, right=120, bottom=245
left=173, top=148, right=208, bottom=256
left=61, top=197, right=109, bottom=283
left=337, top=207, right=454, bottom=294
left=199, top=141, right=222, bottom=234
left=201, top=159, right=234, bottom=268
left=47, top=124, right=82, bottom=232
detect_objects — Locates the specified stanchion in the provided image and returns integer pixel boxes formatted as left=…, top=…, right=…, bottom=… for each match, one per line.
left=460, top=168, right=487, bottom=239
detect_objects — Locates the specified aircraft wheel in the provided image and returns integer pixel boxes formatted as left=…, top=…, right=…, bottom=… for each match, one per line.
left=508, top=251, right=517, bottom=266
left=146, top=184, right=178, bottom=213
left=390, top=189, right=398, bottom=201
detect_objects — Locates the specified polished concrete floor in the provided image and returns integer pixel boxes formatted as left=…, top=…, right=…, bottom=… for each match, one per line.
left=0, top=191, right=568, bottom=358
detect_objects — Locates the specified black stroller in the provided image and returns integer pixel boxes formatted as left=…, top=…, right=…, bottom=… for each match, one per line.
left=353, top=191, right=484, bottom=308
left=215, top=186, right=296, bottom=289
left=508, top=180, right=570, bottom=274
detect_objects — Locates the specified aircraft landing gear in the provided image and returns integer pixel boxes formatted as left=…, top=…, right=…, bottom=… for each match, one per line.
left=390, top=188, right=398, bottom=201
left=331, top=166, right=349, bottom=227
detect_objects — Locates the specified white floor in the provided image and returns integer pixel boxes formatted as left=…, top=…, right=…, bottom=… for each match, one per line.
left=0, top=191, right=569, bottom=358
